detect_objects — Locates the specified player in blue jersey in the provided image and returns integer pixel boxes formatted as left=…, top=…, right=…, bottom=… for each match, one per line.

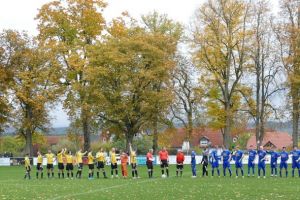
left=234, top=146, right=244, bottom=178
left=279, top=147, right=289, bottom=178
left=290, top=146, right=300, bottom=177
left=270, top=150, right=279, bottom=177
left=257, top=146, right=267, bottom=178
left=191, top=150, right=197, bottom=178
left=210, top=147, right=220, bottom=177
left=247, top=145, right=256, bottom=177
left=221, top=146, right=232, bottom=177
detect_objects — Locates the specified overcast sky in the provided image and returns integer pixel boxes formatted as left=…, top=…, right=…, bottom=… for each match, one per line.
left=0, top=0, right=279, bottom=127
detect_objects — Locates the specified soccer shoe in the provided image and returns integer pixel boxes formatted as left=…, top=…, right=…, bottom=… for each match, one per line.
left=242, top=176, right=244, bottom=178
left=235, top=176, right=238, bottom=179
left=191, top=176, right=197, bottom=178
left=111, top=175, right=114, bottom=179
left=258, top=176, right=260, bottom=179
left=263, top=176, right=266, bottom=179
left=271, top=174, right=273, bottom=177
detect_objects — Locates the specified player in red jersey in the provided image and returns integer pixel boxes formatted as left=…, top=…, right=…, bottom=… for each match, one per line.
left=159, top=147, right=169, bottom=177
left=146, top=149, right=154, bottom=178
left=176, top=149, right=185, bottom=177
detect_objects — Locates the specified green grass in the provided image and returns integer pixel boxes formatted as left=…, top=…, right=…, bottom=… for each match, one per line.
left=0, top=165, right=300, bottom=200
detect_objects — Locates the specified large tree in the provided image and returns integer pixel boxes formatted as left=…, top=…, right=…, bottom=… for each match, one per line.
left=36, top=0, right=107, bottom=151
left=191, top=0, right=251, bottom=147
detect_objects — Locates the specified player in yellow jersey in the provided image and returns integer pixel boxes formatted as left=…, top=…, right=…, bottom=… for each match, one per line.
left=75, top=149, right=87, bottom=178
left=110, top=148, right=119, bottom=178
left=45, top=149, right=55, bottom=178
left=88, top=151, right=95, bottom=179
left=57, top=148, right=66, bottom=178
left=36, top=151, right=43, bottom=179
left=24, top=154, right=31, bottom=179
left=66, top=150, right=74, bottom=179
left=129, top=143, right=139, bottom=178
left=96, top=148, right=108, bottom=178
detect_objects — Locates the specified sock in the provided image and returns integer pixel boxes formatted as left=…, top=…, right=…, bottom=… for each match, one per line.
left=212, top=169, right=214, bottom=176
left=258, top=169, right=260, bottom=177
left=280, top=170, right=282, bottom=177
left=151, top=170, right=153, bottom=178
left=111, top=170, right=113, bottom=176
left=62, top=173, right=64, bottom=178
left=217, top=169, right=220, bottom=176
left=36, top=172, right=39, bottom=178
left=223, top=168, right=226, bottom=176
left=71, top=172, right=73, bottom=178
left=28, top=173, right=31, bottom=179
left=275, top=168, right=277, bottom=175
left=67, top=172, right=69, bottom=178
left=76, top=171, right=79, bottom=178
left=166, top=168, right=169, bottom=177
left=262, top=168, right=265, bottom=176
left=79, top=171, right=82, bottom=178
left=161, top=169, right=164, bottom=175
left=58, top=173, right=61, bottom=178
left=236, top=169, right=238, bottom=176
left=47, top=173, right=50, bottom=178
left=89, top=173, right=91, bottom=178
left=180, top=170, right=182, bottom=177
left=176, top=170, right=178, bottom=176
left=292, top=169, right=295, bottom=177
left=103, top=171, right=107, bottom=178
left=41, top=172, right=43, bottom=179
left=148, top=170, right=151, bottom=178
left=97, top=172, right=99, bottom=178
left=286, top=170, right=288, bottom=177
left=115, top=170, right=118, bottom=175
left=132, top=170, right=135, bottom=177
left=241, top=169, right=244, bottom=176
left=52, top=172, right=54, bottom=177
left=92, top=172, right=94, bottom=177
left=229, top=169, right=232, bottom=177
left=135, top=170, right=138, bottom=177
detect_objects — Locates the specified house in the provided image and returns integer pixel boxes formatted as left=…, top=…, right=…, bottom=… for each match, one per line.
left=246, top=131, right=293, bottom=150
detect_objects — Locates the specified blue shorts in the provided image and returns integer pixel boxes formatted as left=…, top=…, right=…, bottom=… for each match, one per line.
left=235, top=162, right=243, bottom=168
left=280, top=162, right=288, bottom=169
left=212, top=162, right=219, bottom=168
left=248, top=161, right=255, bottom=168
left=258, top=162, right=265, bottom=169
left=270, top=162, right=277, bottom=168
left=223, top=161, right=230, bottom=169
left=292, top=162, right=300, bottom=169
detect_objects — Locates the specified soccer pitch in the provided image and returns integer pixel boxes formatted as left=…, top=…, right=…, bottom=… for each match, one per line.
left=0, top=165, right=299, bottom=200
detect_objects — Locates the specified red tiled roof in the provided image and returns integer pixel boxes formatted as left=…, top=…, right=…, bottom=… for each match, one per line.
left=46, top=136, right=65, bottom=145
left=170, top=127, right=223, bottom=148
left=246, top=131, right=292, bottom=150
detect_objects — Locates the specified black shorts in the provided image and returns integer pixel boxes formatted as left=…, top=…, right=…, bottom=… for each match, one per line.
left=47, top=164, right=54, bottom=170
left=26, top=166, right=31, bottom=172
left=111, top=163, right=117, bottom=169
left=131, top=163, right=137, bottom=169
left=177, top=163, right=184, bottom=169
left=66, top=163, right=74, bottom=171
left=97, top=161, right=105, bottom=169
left=58, top=163, right=64, bottom=170
left=146, top=161, right=153, bottom=170
left=78, top=163, right=83, bottom=170
left=160, top=160, right=168, bottom=168
left=36, top=163, right=43, bottom=170
left=88, top=164, right=94, bottom=170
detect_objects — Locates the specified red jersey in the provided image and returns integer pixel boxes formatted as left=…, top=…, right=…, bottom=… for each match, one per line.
left=120, top=153, right=128, bottom=164
left=146, top=152, right=153, bottom=162
left=159, top=150, right=169, bottom=161
left=176, top=152, right=185, bottom=163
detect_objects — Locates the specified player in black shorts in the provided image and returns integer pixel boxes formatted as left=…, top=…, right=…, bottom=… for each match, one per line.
left=96, top=148, right=108, bottom=178
left=146, top=149, right=154, bottom=178
left=66, top=151, right=74, bottom=179
left=36, top=151, right=43, bottom=179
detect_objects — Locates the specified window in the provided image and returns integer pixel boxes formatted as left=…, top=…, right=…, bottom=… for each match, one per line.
left=200, top=138, right=209, bottom=145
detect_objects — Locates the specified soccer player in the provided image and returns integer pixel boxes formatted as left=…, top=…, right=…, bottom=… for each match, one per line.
left=176, top=149, right=185, bottom=177
left=146, top=149, right=154, bottom=178
left=87, top=151, right=95, bottom=179
left=222, top=146, right=232, bottom=177
left=257, top=146, right=267, bottom=178
left=129, top=143, right=139, bottom=178
left=191, top=150, right=197, bottom=178
left=210, top=147, right=220, bottom=177
left=235, top=146, right=244, bottom=178
left=75, top=149, right=87, bottom=179
left=279, top=147, right=289, bottom=178
left=36, top=151, right=43, bottom=179
left=110, top=148, right=119, bottom=178
left=290, top=146, right=300, bottom=177
left=57, top=148, right=66, bottom=179
left=247, top=145, right=256, bottom=177
left=45, top=149, right=55, bottom=178
left=96, top=148, right=107, bottom=179
left=200, top=149, right=209, bottom=177
left=120, top=150, right=128, bottom=178
left=270, top=150, right=279, bottom=177
left=159, top=147, right=169, bottom=177
left=24, top=154, right=31, bottom=179
left=66, top=150, right=74, bottom=179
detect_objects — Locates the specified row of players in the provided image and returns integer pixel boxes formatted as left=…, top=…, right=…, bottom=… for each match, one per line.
left=23, top=145, right=300, bottom=179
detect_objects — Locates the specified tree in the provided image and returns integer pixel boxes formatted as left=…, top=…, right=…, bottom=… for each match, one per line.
left=191, top=0, right=251, bottom=147
left=0, top=30, right=60, bottom=156
left=36, top=0, right=107, bottom=151
left=275, top=0, right=300, bottom=147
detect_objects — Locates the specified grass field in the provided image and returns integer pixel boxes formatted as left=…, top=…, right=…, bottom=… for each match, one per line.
left=0, top=165, right=300, bottom=200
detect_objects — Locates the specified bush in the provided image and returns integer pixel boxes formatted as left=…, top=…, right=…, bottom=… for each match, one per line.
left=0, top=136, right=25, bottom=157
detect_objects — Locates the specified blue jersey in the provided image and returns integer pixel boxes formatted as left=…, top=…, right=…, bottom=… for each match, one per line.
left=235, top=150, right=243, bottom=163
left=291, top=150, right=300, bottom=163
left=270, top=151, right=279, bottom=163
left=258, top=150, right=266, bottom=163
left=191, top=151, right=196, bottom=165
left=280, top=151, right=289, bottom=163
left=222, top=150, right=231, bottom=162
left=248, top=150, right=256, bottom=162
left=210, top=150, right=219, bottom=163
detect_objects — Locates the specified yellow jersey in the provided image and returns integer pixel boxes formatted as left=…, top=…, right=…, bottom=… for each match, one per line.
left=96, top=152, right=105, bottom=162
left=130, top=151, right=137, bottom=164
left=57, top=152, right=64, bottom=163
left=76, top=152, right=84, bottom=163
left=46, top=153, right=54, bottom=164
left=66, top=155, right=73, bottom=164
left=88, top=153, right=94, bottom=164
left=37, top=155, right=43, bottom=164
left=25, top=156, right=30, bottom=167
left=110, top=152, right=117, bottom=164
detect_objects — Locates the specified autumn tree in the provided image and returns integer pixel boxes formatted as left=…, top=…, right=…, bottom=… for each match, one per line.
left=275, top=0, right=300, bottom=147
left=36, top=0, right=107, bottom=151
left=191, top=0, right=251, bottom=147
left=0, top=30, right=60, bottom=156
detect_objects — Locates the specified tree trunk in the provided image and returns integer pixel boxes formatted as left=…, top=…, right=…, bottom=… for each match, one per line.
left=152, top=119, right=158, bottom=154
left=255, top=61, right=261, bottom=149
left=81, top=109, right=90, bottom=152
left=25, top=128, right=33, bottom=156
left=224, top=102, right=232, bottom=148
left=125, top=131, right=134, bottom=153
left=187, top=111, right=193, bottom=142
left=292, top=85, right=299, bottom=147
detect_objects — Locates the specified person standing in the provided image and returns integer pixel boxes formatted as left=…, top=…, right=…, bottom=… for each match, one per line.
left=222, top=147, right=232, bottom=177
left=279, top=147, right=289, bottom=178
left=201, top=149, right=209, bottom=177
left=291, top=146, right=300, bottom=177
left=146, top=149, right=154, bottom=178
left=120, top=150, right=128, bottom=178
left=129, top=143, right=139, bottom=179
left=257, top=146, right=267, bottom=178
left=270, top=150, right=279, bottom=177
left=210, top=147, right=220, bottom=177
left=57, top=148, right=66, bottom=179
left=36, top=151, right=43, bottom=179
left=66, top=150, right=74, bottom=179
left=247, top=145, right=256, bottom=177
left=159, top=147, right=169, bottom=177
left=24, top=154, right=31, bottom=180
left=45, top=149, right=55, bottom=178
left=75, top=149, right=87, bottom=179
left=191, top=150, right=197, bottom=178
left=235, top=146, right=244, bottom=178
left=110, top=148, right=119, bottom=178
left=176, top=149, right=185, bottom=177
left=96, top=148, right=107, bottom=179
left=87, top=151, right=95, bottom=179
